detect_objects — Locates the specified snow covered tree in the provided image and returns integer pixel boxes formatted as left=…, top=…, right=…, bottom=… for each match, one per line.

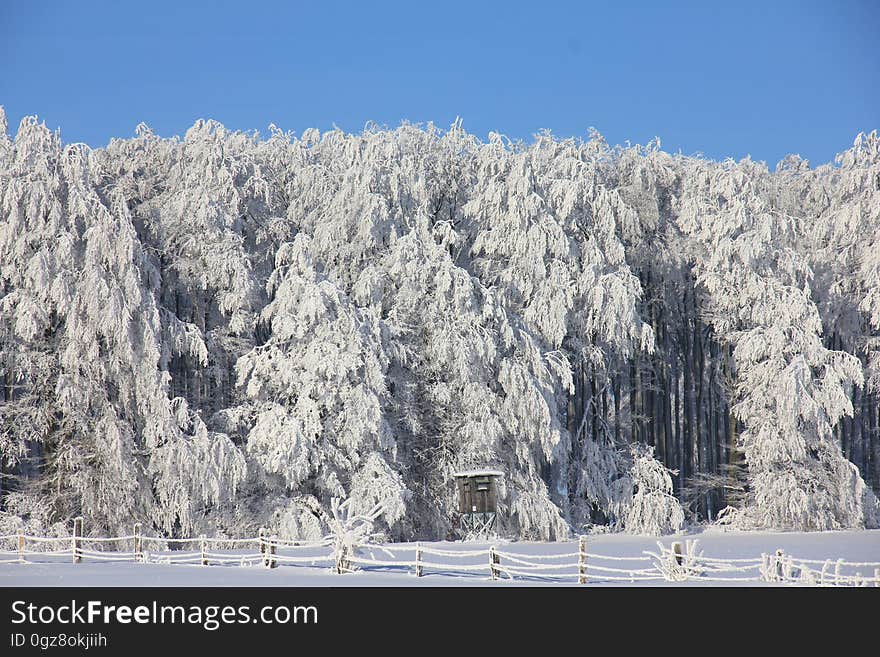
left=679, top=159, right=877, bottom=529
left=234, top=233, right=407, bottom=538
left=1, top=109, right=877, bottom=538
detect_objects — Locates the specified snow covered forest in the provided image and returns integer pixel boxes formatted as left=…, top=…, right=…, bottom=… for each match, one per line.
left=0, top=107, right=878, bottom=542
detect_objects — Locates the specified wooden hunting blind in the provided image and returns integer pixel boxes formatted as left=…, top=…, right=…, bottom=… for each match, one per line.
left=454, top=469, right=503, bottom=536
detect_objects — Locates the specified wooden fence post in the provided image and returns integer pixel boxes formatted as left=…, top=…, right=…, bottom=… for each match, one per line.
left=775, top=549, right=784, bottom=581
left=268, top=535, right=277, bottom=569
left=578, top=535, right=587, bottom=584
left=334, top=545, right=349, bottom=574
left=200, top=536, right=207, bottom=566
left=133, top=523, right=142, bottom=563
left=489, top=545, right=500, bottom=580
left=672, top=541, right=683, bottom=566
left=258, top=528, right=267, bottom=567
left=73, top=517, right=82, bottom=564
left=415, top=542, right=423, bottom=578
left=17, top=531, right=24, bottom=563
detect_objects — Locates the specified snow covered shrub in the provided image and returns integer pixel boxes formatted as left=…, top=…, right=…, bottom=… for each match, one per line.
left=323, top=497, right=389, bottom=574
left=617, top=445, right=685, bottom=535
left=0, top=493, right=70, bottom=550
left=647, top=539, right=704, bottom=581
left=759, top=549, right=800, bottom=583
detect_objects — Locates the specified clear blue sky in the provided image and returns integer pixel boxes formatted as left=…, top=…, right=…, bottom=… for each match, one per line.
left=1, top=0, right=877, bottom=165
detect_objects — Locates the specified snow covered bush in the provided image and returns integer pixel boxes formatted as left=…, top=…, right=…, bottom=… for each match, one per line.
left=616, top=445, right=685, bottom=535
left=0, top=493, right=70, bottom=551
left=322, top=497, right=389, bottom=574
left=647, top=539, right=704, bottom=581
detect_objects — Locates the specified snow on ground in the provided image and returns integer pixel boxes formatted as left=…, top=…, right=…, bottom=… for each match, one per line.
left=1, top=528, right=878, bottom=587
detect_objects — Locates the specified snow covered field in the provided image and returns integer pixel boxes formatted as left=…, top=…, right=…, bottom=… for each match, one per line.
left=2, top=528, right=878, bottom=587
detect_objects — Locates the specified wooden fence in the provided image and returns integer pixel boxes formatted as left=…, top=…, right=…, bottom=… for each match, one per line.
left=2, top=520, right=878, bottom=586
